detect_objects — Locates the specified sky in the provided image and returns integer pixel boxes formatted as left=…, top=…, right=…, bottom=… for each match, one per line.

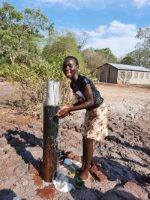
left=1, top=0, right=150, bottom=57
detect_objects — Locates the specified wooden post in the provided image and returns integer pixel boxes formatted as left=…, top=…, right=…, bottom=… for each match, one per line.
left=43, top=80, right=60, bottom=182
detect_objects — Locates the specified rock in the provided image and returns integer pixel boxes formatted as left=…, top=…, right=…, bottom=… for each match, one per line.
left=33, top=174, right=43, bottom=187
left=36, top=186, right=55, bottom=200
left=90, top=163, right=108, bottom=182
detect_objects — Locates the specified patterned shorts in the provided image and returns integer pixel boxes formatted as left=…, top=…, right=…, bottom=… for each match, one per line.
left=83, top=102, right=108, bottom=141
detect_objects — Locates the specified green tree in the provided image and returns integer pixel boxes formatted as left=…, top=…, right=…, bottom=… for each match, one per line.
left=126, top=28, right=150, bottom=68
left=0, top=3, right=23, bottom=64
left=82, top=48, right=107, bottom=75
left=95, top=48, right=117, bottom=63
left=82, top=48, right=117, bottom=75
left=120, top=56, right=135, bottom=65
left=42, top=32, right=89, bottom=77
left=134, top=28, right=150, bottom=68
left=0, top=2, right=52, bottom=65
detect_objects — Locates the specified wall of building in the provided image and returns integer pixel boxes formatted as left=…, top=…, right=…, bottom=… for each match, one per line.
left=109, top=65, right=118, bottom=83
left=99, top=64, right=109, bottom=82
left=117, top=70, right=150, bottom=85
left=98, top=64, right=118, bottom=83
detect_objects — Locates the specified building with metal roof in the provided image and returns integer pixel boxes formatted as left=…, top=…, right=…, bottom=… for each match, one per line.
left=97, top=63, right=150, bottom=85
left=108, top=63, right=150, bottom=72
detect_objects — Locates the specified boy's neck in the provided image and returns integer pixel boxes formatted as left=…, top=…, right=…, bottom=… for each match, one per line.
left=71, top=73, right=79, bottom=81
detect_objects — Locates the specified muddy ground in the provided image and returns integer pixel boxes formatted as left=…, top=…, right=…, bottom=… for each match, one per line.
left=0, top=82, right=150, bottom=200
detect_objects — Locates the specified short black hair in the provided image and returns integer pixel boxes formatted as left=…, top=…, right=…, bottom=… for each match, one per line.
left=63, top=56, right=79, bottom=66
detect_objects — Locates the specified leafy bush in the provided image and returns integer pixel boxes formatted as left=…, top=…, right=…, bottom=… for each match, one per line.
left=0, top=3, right=91, bottom=113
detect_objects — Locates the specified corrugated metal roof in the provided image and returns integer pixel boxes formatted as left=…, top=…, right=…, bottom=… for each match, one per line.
left=108, top=63, right=150, bottom=72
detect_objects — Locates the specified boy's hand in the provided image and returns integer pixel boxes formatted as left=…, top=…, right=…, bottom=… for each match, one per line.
left=57, top=105, right=71, bottom=118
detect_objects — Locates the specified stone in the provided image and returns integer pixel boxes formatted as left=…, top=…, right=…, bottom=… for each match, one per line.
left=90, top=163, right=108, bottom=182
left=33, top=174, right=43, bottom=187
left=36, top=186, right=55, bottom=200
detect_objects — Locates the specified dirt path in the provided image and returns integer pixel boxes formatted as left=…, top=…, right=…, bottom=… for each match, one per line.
left=0, top=82, right=150, bottom=200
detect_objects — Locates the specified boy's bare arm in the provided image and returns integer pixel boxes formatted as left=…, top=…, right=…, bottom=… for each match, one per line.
left=73, top=102, right=81, bottom=106
left=69, top=84, right=94, bottom=111
left=57, top=84, right=94, bottom=118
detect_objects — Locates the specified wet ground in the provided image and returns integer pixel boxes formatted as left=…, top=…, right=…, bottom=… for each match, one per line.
left=0, top=82, right=150, bottom=200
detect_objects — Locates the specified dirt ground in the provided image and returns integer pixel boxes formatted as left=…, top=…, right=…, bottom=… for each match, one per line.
left=0, top=82, right=150, bottom=200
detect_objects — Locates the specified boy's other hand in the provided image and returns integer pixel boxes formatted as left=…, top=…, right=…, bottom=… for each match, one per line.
left=57, top=105, right=71, bottom=118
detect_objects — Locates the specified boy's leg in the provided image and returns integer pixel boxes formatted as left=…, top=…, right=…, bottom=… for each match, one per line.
left=82, top=136, right=87, bottom=171
left=80, top=137, right=93, bottom=180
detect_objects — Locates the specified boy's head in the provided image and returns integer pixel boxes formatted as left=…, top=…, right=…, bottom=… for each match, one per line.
left=62, top=56, right=79, bottom=79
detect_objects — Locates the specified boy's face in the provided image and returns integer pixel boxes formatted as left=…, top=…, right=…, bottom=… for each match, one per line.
left=63, top=59, right=78, bottom=79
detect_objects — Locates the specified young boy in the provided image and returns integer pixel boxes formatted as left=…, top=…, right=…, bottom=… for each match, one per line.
left=57, top=56, right=108, bottom=182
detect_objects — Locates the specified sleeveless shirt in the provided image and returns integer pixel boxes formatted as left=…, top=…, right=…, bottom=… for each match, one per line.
left=70, top=74, right=103, bottom=110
